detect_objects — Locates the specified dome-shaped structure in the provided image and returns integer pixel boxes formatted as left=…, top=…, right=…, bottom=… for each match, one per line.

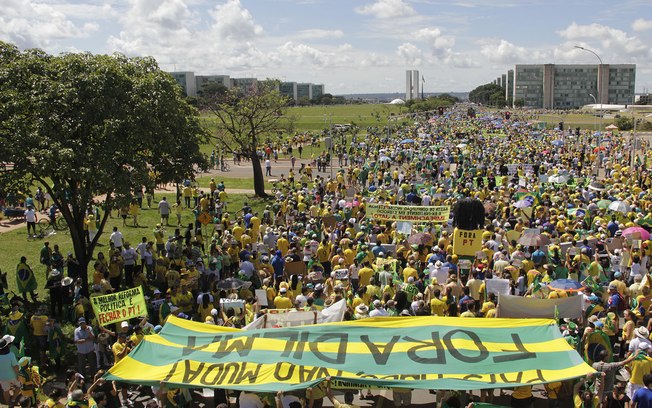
left=389, top=98, right=405, bottom=105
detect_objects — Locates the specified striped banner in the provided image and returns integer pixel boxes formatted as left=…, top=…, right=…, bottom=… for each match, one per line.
left=105, top=316, right=593, bottom=392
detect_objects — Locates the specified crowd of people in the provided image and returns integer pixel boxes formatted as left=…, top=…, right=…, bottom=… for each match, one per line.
left=2, top=105, right=652, bottom=408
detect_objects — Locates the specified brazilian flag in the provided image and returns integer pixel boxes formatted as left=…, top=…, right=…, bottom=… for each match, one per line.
left=513, top=191, right=540, bottom=206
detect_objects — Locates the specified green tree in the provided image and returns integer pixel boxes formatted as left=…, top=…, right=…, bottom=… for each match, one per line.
left=614, top=116, right=634, bottom=131
left=469, top=83, right=506, bottom=106
left=0, top=42, right=208, bottom=292
left=203, top=80, right=291, bottom=197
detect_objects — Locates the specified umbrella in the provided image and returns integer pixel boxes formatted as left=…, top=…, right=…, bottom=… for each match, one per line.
left=518, top=233, right=550, bottom=247
left=216, top=278, right=252, bottom=290
left=588, top=181, right=606, bottom=191
left=549, top=174, right=569, bottom=184
left=622, top=226, right=651, bottom=241
left=407, top=232, right=432, bottom=245
left=608, top=200, right=630, bottom=213
left=456, top=143, right=468, bottom=149
left=548, top=279, right=585, bottom=293
left=400, top=139, right=415, bottom=144
left=597, top=199, right=612, bottom=209
left=637, top=217, right=652, bottom=228
left=593, top=146, right=606, bottom=153
left=513, top=198, right=534, bottom=208
left=551, top=140, right=564, bottom=147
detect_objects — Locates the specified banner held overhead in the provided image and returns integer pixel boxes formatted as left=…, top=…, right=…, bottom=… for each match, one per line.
left=366, top=203, right=450, bottom=223
left=105, top=316, right=593, bottom=392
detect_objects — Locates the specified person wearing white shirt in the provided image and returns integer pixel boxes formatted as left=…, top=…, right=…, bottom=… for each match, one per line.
left=109, top=227, right=124, bottom=249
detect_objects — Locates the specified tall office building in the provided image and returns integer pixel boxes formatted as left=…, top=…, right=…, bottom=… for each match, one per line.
left=506, top=70, right=514, bottom=102
left=511, top=64, right=635, bottom=108
left=406, top=70, right=420, bottom=101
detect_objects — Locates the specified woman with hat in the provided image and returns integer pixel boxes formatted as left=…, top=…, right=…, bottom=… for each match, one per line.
left=5, top=307, right=27, bottom=347
left=17, top=355, right=43, bottom=405
left=0, top=334, right=19, bottom=405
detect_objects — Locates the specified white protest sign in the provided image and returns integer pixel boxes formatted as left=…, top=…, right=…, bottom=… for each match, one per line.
left=334, top=269, right=349, bottom=280
left=485, top=279, right=511, bottom=297
left=255, top=289, right=268, bottom=307
left=220, top=298, right=245, bottom=311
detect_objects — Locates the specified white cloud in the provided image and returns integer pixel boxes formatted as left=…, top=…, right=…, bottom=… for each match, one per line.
left=558, top=22, right=647, bottom=56
left=633, top=18, right=652, bottom=32
left=209, top=0, right=263, bottom=41
left=355, top=0, right=416, bottom=19
left=479, top=39, right=548, bottom=63
left=413, top=27, right=455, bottom=56
left=396, top=42, right=424, bottom=66
left=296, top=29, right=344, bottom=40
left=0, top=0, right=98, bottom=48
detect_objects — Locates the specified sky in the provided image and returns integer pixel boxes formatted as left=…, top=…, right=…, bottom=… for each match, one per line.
left=2, top=0, right=652, bottom=94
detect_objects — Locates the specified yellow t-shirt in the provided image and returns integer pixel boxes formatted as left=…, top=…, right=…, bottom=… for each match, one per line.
left=430, top=298, right=446, bottom=316
left=30, top=314, right=49, bottom=336
left=112, top=341, right=128, bottom=364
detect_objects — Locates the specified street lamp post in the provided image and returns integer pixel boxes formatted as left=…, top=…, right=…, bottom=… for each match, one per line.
left=589, top=93, right=597, bottom=131
left=575, top=45, right=604, bottom=175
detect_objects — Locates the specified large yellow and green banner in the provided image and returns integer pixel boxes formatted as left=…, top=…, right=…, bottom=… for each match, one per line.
left=105, top=316, right=593, bottom=392
left=91, top=286, right=147, bottom=326
left=366, top=203, right=450, bottom=223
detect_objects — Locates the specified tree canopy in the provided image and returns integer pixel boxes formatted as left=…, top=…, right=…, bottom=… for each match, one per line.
left=469, top=83, right=507, bottom=107
left=406, top=94, right=458, bottom=113
left=0, top=41, right=208, bottom=292
left=201, top=80, right=291, bottom=197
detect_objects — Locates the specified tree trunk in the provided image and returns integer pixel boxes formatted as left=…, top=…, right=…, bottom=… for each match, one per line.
left=250, top=152, right=267, bottom=197
left=69, top=218, right=91, bottom=297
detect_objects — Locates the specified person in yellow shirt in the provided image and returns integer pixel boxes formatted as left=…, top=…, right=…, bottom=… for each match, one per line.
left=358, top=261, right=374, bottom=288
left=430, top=288, right=446, bottom=316
left=402, top=261, right=418, bottom=283
left=31, top=305, right=49, bottom=366
left=277, top=233, right=290, bottom=257
left=274, top=287, right=293, bottom=309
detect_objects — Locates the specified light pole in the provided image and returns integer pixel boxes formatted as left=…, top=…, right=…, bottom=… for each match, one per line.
left=589, top=93, right=597, bottom=131
left=575, top=45, right=604, bottom=175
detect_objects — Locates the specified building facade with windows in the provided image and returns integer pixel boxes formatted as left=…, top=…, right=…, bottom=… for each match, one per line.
left=509, top=64, right=636, bottom=109
left=168, top=71, right=325, bottom=103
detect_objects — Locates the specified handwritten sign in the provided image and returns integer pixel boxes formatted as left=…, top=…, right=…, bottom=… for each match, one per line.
left=91, top=286, right=147, bottom=326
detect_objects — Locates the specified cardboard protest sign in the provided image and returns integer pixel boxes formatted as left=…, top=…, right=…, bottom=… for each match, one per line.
left=334, top=269, right=349, bottom=280
left=322, top=216, right=337, bottom=229
left=606, top=238, right=623, bottom=253
left=452, top=228, right=483, bottom=257
left=285, top=261, right=306, bottom=276
left=107, top=315, right=593, bottom=392
left=497, top=294, right=583, bottom=319
left=91, top=286, right=148, bottom=326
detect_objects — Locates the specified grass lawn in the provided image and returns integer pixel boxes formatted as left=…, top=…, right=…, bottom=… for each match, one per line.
left=0, top=193, right=274, bottom=296
left=197, top=103, right=405, bottom=156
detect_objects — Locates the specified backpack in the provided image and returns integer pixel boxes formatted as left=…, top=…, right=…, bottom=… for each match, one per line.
left=616, top=292, right=627, bottom=311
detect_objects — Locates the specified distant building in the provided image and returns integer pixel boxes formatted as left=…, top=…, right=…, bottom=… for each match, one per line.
left=510, top=63, right=636, bottom=109
left=230, top=77, right=258, bottom=93
left=406, top=70, right=420, bottom=101
left=506, top=70, right=514, bottom=102
left=169, top=72, right=197, bottom=97
left=195, top=75, right=231, bottom=95
left=168, top=71, right=324, bottom=102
